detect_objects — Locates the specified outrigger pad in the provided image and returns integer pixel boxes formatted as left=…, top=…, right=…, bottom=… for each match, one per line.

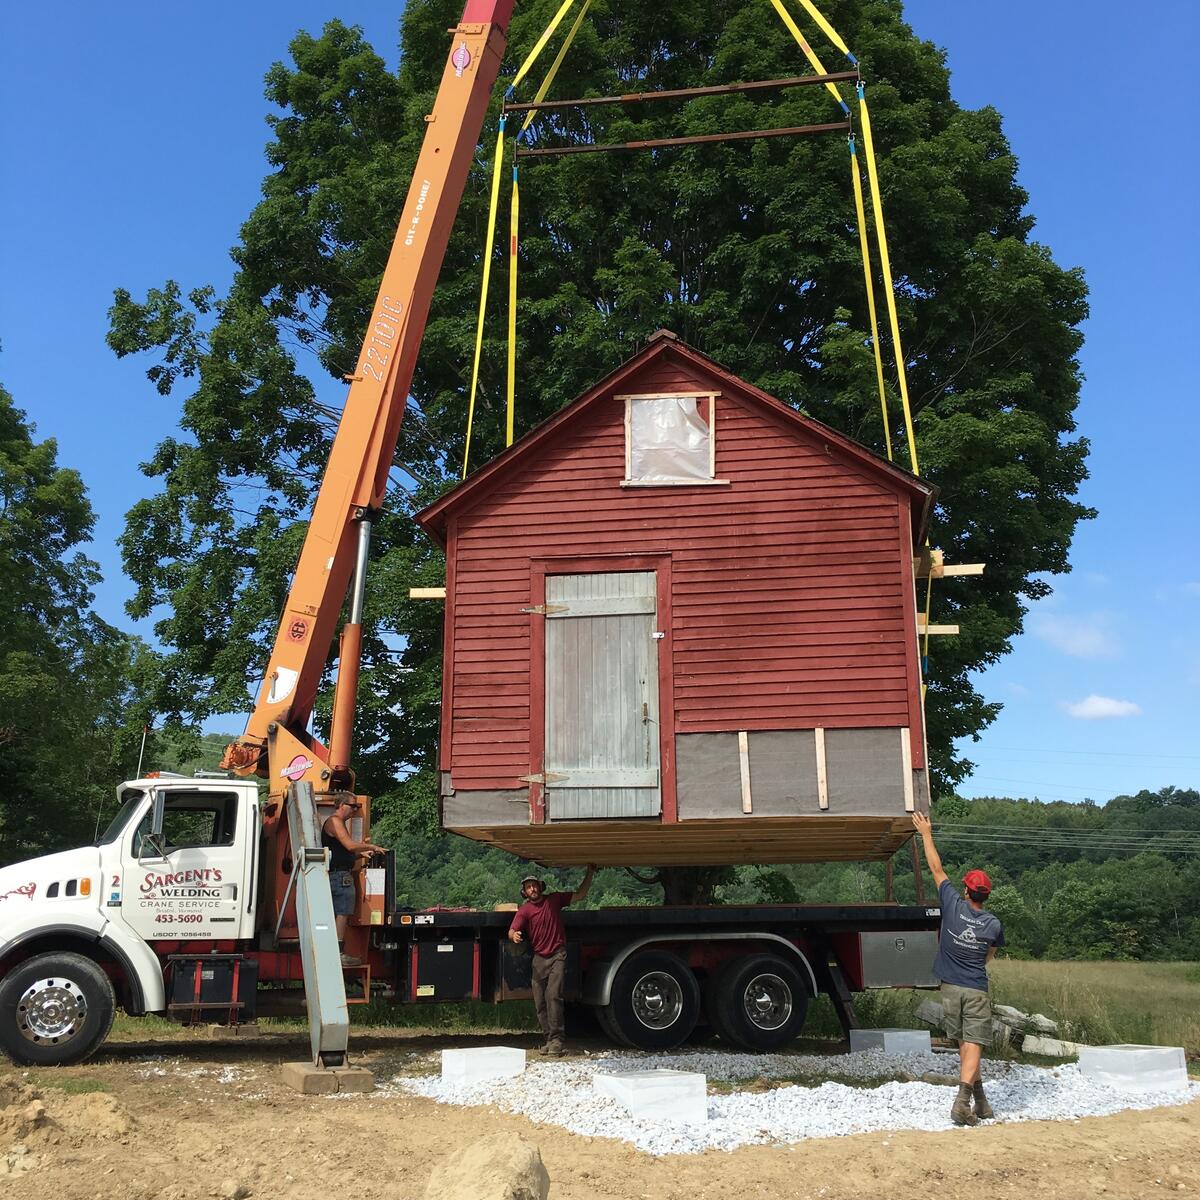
left=280, top=1062, right=375, bottom=1094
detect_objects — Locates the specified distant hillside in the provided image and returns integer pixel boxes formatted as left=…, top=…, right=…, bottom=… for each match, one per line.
left=144, top=747, right=1200, bottom=962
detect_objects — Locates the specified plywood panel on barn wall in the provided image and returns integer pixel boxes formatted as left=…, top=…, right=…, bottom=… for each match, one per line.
left=446, top=354, right=913, bottom=794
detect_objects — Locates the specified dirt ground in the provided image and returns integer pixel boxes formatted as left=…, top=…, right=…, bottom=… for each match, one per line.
left=2, top=1027, right=1197, bottom=1200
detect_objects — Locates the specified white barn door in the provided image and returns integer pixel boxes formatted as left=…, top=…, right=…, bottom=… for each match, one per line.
left=544, top=572, right=661, bottom=819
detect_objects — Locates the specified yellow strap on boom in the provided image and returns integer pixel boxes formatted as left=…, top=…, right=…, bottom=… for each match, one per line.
left=510, top=0, right=579, bottom=94
left=794, top=0, right=855, bottom=61
left=506, top=0, right=592, bottom=446
left=520, top=0, right=591, bottom=136
left=857, top=84, right=919, bottom=476
left=464, top=0, right=586, bottom=473
left=768, top=0, right=850, bottom=114
left=506, top=163, right=519, bottom=446
left=849, top=136, right=892, bottom=463
left=462, top=120, right=508, bottom=478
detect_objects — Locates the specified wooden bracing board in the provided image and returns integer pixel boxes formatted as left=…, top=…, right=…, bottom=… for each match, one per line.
left=447, top=815, right=916, bottom=867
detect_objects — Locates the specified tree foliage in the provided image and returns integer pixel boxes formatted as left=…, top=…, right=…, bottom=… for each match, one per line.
left=108, top=1, right=1091, bottom=833
left=0, top=385, right=158, bottom=863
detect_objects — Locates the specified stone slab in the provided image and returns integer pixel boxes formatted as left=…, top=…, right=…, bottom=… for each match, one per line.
left=333, top=1067, right=375, bottom=1093
left=594, top=1069, right=708, bottom=1125
left=914, top=999, right=944, bottom=1026
left=441, top=1046, right=526, bottom=1084
left=1022, top=1034, right=1080, bottom=1058
left=281, top=1062, right=340, bottom=1095
left=849, top=1028, right=932, bottom=1054
left=1078, top=1044, right=1188, bottom=1094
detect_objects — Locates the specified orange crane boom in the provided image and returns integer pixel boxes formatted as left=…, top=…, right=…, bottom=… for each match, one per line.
left=222, top=0, right=515, bottom=800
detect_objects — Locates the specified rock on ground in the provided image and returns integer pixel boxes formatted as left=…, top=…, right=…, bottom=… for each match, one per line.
left=423, top=1132, right=550, bottom=1200
left=1023, top=1034, right=1080, bottom=1058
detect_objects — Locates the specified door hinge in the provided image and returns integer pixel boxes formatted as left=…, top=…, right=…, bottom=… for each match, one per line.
left=518, top=771, right=569, bottom=784
left=520, top=604, right=568, bottom=615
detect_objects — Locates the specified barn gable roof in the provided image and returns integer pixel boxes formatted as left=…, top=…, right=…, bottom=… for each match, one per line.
left=415, top=331, right=935, bottom=545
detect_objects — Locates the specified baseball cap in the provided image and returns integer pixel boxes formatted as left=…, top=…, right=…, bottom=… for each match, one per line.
left=963, top=869, right=992, bottom=895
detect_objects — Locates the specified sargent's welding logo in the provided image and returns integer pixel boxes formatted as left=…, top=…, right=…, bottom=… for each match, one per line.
left=141, top=868, right=224, bottom=897
left=452, top=42, right=471, bottom=76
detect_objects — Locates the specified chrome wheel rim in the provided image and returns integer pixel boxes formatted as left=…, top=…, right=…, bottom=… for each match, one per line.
left=16, top=977, right=88, bottom=1045
left=631, top=971, right=684, bottom=1030
left=742, top=973, right=792, bottom=1031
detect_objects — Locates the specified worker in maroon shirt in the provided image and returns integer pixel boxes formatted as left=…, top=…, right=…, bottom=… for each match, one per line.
left=508, top=866, right=596, bottom=1056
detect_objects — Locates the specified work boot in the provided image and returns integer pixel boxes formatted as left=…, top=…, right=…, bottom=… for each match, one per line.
left=546, top=1039, right=564, bottom=1058
left=339, top=952, right=362, bottom=968
left=972, top=1081, right=995, bottom=1120
left=536, top=1042, right=552, bottom=1056
left=951, top=1083, right=978, bottom=1126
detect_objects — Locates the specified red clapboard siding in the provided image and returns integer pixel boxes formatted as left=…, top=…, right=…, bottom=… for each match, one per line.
left=419, top=340, right=932, bottom=792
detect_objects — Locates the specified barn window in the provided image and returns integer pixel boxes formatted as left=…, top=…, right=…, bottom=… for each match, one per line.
left=621, top=393, right=725, bottom=485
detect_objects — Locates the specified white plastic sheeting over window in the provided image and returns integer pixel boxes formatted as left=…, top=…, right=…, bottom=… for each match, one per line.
left=628, top=396, right=713, bottom=482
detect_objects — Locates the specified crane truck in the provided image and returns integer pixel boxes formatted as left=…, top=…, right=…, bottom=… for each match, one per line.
left=0, top=0, right=940, bottom=1074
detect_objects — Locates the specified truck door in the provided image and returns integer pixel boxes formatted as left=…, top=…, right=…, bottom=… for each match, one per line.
left=544, top=571, right=662, bottom=818
left=120, top=787, right=253, bottom=940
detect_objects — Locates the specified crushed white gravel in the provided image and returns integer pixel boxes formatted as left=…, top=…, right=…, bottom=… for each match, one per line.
left=392, top=1048, right=1200, bottom=1155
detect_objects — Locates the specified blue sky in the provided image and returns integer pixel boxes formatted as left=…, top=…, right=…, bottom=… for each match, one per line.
left=1, top=2, right=1197, bottom=803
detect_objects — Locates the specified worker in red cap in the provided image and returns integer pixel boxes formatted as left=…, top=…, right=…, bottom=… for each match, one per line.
left=508, top=866, right=596, bottom=1056
left=913, top=811, right=1005, bottom=1125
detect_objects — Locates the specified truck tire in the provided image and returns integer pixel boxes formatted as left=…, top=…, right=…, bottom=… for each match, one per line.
left=709, top=953, right=809, bottom=1052
left=0, top=951, right=117, bottom=1067
left=595, top=1001, right=633, bottom=1048
left=604, top=950, right=699, bottom=1051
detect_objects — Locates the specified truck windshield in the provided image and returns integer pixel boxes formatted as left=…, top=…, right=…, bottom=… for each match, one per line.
left=96, top=790, right=146, bottom=846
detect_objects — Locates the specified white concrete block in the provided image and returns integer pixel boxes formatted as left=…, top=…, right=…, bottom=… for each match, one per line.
left=1078, top=1044, right=1188, bottom=1094
left=441, top=1046, right=526, bottom=1084
left=848, top=1028, right=932, bottom=1054
left=594, top=1069, right=708, bottom=1125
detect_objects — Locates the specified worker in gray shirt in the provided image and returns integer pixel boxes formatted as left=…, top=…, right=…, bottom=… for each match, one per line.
left=913, top=811, right=1005, bottom=1125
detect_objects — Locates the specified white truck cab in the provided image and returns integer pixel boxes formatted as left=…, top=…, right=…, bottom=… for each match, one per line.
left=0, top=775, right=260, bottom=1065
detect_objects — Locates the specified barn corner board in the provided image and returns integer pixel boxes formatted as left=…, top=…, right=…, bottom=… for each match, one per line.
left=414, top=333, right=938, bottom=867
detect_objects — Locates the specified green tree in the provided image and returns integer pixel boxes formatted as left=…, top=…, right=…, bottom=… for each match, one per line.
left=0, top=385, right=158, bottom=863
left=108, top=1, right=1091, bottom=845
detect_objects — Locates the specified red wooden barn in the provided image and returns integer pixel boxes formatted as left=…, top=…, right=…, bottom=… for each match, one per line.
left=414, top=331, right=936, bottom=867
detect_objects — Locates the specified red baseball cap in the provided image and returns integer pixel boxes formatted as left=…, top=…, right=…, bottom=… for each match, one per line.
left=963, top=869, right=992, bottom=894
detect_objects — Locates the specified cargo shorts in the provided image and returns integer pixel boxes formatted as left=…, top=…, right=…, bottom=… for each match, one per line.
left=939, top=981, right=993, bottom=1046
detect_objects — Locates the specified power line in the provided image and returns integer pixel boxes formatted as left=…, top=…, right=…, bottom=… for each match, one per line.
left=966, top=745, right=1200, bottom=763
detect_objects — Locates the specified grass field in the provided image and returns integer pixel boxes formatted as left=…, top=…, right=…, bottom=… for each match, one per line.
left=988, top=959, right=1200, bottom=1052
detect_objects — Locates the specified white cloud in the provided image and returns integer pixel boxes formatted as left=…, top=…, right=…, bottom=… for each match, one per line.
left=1063, top=694, right=1142, bottom=720
left=1030, top=611, right=1120, bottom=659
left=1006, top=682, right=1031, bottom=697
left=1183, top=582, right=1200, bottom=598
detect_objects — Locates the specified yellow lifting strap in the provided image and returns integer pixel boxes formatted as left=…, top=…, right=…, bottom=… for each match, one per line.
left=506, top=165, right=519, bottom=447
left=507, top=0, right=593, bottom=446
left=463, top=0, right=584, bottom=476
left=462, top=120, right=508, bottom=479
left=767, top=0, right=850, bottom=114
left=856, top=83, right=919, bottom=476
left=849, top=136, right=893, bottom=463
left=793, top=0, right=855, bottom=62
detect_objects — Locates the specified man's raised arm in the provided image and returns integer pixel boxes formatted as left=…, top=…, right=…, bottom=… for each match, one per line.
left=912, top=812, right=949, bottom=889
left=571, top=865, right=597, bottom=904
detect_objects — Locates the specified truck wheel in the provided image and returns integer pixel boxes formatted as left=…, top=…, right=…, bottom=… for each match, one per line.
left=605, top=950, right=699, bottom=1051
left=709, top=954, right=809, bottom=1052
left=595, top=1001, right=633, bottom=1048
left=0, top=951, right=117, bottom=1067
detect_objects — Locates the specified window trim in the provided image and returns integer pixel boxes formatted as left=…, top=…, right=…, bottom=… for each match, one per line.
left=619, top=391, right=726, bottom=486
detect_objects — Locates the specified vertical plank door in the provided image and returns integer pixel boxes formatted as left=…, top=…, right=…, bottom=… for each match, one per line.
left=544, top=571, right=661, bottom=819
